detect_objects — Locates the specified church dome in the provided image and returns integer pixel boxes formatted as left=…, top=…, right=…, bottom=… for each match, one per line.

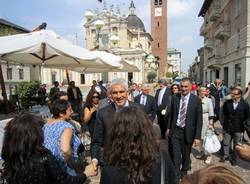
left=126, top=14, right=145, bottom=32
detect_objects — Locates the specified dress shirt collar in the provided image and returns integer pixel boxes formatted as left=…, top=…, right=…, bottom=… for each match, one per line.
left=115, top=100, right=129, bottom=112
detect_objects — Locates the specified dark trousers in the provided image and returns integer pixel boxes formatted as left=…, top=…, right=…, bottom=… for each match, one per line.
left=170, top=127, right=192, bottom=180
left=223, top=131, right=243, bottom=159
left=157, top=112, right=166, bottom=139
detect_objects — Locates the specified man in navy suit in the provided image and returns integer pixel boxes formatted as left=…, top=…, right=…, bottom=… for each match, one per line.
left=91, top=78, right=140, bottom=174
left=167, top=78, right=202, bottom=182
left=134, top=85, right=157, bottom=122
left=155, top=79, right=171, bottom=139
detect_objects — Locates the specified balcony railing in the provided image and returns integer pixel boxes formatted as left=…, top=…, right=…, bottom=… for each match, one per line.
left=209, top=3, right=221, bottom=22
left=204, top=39, right=214, bottom=50
left=215, top=22, right=230, bottom=40
left=200, top=22, right=208, bottom=36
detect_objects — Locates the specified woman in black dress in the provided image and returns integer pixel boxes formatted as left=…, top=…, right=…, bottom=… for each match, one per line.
left=83, top=88, right=100, bottom=139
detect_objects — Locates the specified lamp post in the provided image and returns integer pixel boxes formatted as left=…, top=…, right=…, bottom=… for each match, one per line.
left=110, top=34, right=119, bottom=48
left=94, top=19, right=105, bottom=48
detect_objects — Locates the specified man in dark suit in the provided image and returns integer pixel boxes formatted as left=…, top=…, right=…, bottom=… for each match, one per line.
left=134, top=85, right=157, bottom=122
left=167, top=78, right=202, bottom=181
left=91, top=78, right=140, bottom=174
left=155, top=79, right=171, bottom=139
left=67, top=81, right=83, bottom=121
left=221, top=87, right=250, bottom=165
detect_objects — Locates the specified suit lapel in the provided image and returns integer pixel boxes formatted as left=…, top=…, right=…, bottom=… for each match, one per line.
left=186, top=94, right=193, bottom=119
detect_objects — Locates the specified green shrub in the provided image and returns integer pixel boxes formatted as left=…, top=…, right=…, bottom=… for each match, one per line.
left=17, top=81, right=40, bottom=109
left=147, top=72, right=157, bottom=83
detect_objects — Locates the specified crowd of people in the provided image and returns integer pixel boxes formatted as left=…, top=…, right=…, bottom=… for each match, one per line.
left=1, top=77, right=250, bottom=184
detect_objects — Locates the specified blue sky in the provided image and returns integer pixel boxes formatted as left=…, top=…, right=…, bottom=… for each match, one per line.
left=0, top=0, right=204, bottom=72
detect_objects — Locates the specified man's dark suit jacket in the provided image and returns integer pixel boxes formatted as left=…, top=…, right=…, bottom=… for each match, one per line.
left=168, top=93, right=203, bottom=144
left=155, top=87, right=171, bottom=111
left=134, top=94, right=157, bottom=121
left=91, top=101, right=140, bottom=160
left=223, top=98, right=250, bottom=133
left=67, top=87, right=82, bottom=103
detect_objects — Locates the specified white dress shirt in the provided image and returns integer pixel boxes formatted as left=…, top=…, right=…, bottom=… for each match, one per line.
left=158, top=87, right=166, bottom=106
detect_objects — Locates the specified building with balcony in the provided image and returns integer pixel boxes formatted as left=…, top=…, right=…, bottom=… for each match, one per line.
left=0, top=19, right=32, bottom=98
left=167, top=48, right=181, bottom=75
left=198, top=0, right=250, bottom=87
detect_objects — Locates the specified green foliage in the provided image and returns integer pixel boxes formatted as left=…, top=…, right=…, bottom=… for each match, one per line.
left=147, top=72, right=157, bottom=83
left=17, top=81, right=40, bottom=109
left=166, top=72, right=173, bottom=78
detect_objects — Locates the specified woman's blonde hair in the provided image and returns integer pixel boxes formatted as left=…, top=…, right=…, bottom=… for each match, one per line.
left=181, top=164, right=246, bottom=184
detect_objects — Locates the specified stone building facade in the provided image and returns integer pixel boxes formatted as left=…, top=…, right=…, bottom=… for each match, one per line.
left=83, top=0, right=155, bottom=84
left=167, top=48, right=181, bottom=75
left=199, top=0, right=250, bottom=87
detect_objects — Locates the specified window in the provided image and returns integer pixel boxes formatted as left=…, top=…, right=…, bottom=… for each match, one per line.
left=224, top=67, right=228, bottom=86
left=80, top=74, right=85, bottom=84
left=157, top=21, right=160, bottom=27
left=154, top=0, right=162, bottom=6
left=51, top=72, right=56, bottom=84
left=235, top=0, right=242, bottom=17
left=210, top=70, right=213, bottom=82
left=7, top=68, right=12, bottom=80
left=19, top=68, right=24, bottom=80
left=158, top=42, right=160, bottom=48
left=235, top=63, right=241, bottom=85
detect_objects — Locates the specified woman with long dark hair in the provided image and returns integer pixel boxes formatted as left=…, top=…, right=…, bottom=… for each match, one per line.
left=101, top=106, right=177, bottom=184
left=1, top=113, right=91, bottom=184
left=83, top=88, right=100, bottom=139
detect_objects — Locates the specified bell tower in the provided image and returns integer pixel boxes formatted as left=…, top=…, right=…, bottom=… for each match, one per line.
left=151, top=0, right=167, bottom=78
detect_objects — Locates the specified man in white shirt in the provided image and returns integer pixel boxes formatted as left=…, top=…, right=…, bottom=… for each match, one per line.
left=155, top=79, right=171, bottom=139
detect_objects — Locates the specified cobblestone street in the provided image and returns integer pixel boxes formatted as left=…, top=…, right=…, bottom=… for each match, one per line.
left=86, top=121, right=250, bottom=184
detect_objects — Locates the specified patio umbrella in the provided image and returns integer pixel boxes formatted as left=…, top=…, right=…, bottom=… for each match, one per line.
left=62, top=51, right=140, bottom=73
left=0, top=30, right=122, bottom=69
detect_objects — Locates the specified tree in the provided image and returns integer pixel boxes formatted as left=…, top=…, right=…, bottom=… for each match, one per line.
left=147, top=72, right=157, bottom=83
left=165, top=72, right=173, bottom=78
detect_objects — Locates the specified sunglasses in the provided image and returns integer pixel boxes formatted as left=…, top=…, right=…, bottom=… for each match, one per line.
left=92, top=96, right=99, bottom=99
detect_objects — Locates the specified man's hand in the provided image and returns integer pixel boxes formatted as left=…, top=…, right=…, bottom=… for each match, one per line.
left=193, top=139, right=201, bottom=147
left=235, top=144, right=250, bottom=161
left=165, top=129, right=170, bottom=137
left=84, top=163, right=98, bottom=177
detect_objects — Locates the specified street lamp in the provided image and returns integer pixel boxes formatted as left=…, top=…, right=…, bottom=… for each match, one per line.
left=84, top=10, right=94, bottom=21
left=110, top=34, right=119, bottom=47
left=94, top=19, right=105, bottom=48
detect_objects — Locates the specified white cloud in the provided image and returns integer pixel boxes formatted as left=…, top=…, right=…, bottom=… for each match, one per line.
left=175, top=35, right=193, bottom=46
left=168, top=0, right=196, bottom=18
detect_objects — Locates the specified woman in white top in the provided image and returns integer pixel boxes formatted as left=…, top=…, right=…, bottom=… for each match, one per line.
left=198, top=87, right=215, bottom=164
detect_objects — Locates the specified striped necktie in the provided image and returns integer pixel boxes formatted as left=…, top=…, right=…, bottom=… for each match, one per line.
left=179, top=97, right=187, bottom=127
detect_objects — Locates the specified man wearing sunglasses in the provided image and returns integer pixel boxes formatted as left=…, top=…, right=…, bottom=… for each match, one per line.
left=221, top=87, right=250, bottom=166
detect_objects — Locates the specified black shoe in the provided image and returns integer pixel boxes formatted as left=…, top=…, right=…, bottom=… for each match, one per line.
left=180, top=171, right=187, bottom=179
left=230, top=159, right=237, bottom=166
left=219, top=156, right=229, bottom=162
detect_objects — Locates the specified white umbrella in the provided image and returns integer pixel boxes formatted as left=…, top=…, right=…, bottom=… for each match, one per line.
left=45, top=50, right=140, bottom=73
left=0, top=30, right=122, bottom=69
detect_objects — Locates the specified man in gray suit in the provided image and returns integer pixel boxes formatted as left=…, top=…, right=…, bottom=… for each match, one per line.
left=167, top=77, right=202, bottom=182
left=91, top=78, right=140, bottom=174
